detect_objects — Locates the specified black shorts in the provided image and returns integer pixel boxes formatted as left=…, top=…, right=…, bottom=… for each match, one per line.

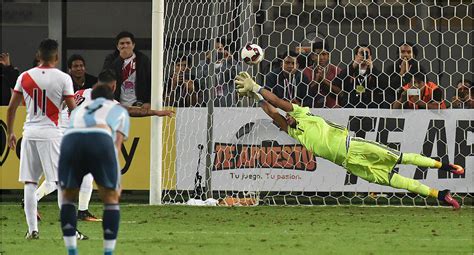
left=58, top=131, right=120, bottom=190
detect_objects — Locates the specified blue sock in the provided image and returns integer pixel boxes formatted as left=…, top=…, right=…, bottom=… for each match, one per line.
left=103, top=204, right=120, bottom=254
left=61, top=202, right=77, bottom=254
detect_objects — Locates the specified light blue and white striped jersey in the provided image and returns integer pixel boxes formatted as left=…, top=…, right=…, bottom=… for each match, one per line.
left=67, top=97, right=130, bottom=140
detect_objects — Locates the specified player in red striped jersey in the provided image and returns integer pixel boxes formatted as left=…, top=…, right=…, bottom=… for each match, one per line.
left=6, top=39, right=77, bottom=239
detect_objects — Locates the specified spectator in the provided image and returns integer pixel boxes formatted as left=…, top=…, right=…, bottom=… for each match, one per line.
left=303, top=42, right=342, bottom=108
left=385, top=42, right=427, bottom=104
left=451, top=79, right=473, bottom=109
left=103, top=31, right=151, bottom=107
left=295, top=39, right=314, bottom=71
left=67, top=54, right=97, bottom=91
left=392, top=72, right=446, bottom=109
left=165, top=56, right=198, bottom=107
left=195, top=38, right=241, bottom=107
left=1, top=53, right=20, bottom=105
left=333, top=45, right=389, bottom=108
left=265, top=51, right=310, bottom=106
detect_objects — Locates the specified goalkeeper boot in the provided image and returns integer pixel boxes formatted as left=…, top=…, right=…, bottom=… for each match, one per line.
left=25, top=230, right=39, bottom=240
left=440, top=163, right=464, bottom=175
left=448, top=164, right=464, bottom=175
left=78, top=210, right=102, bottom=222
left=437, top=190, right=460, bottom=210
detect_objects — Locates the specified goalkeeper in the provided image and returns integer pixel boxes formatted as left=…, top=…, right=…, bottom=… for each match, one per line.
left=235, top=72, right=464, bottom=209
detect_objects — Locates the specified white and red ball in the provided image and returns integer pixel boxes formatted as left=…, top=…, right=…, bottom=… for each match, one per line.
left=241, top=44, right=264, bottom=65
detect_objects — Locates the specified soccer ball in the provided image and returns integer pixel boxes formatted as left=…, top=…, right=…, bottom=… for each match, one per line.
left=241, top=44, right=264, bottom=65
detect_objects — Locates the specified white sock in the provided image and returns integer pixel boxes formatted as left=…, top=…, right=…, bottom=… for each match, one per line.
left=57, top=183, right=63, bottom=209
left=104, top=239, right=117, bottom=252
left=63, top=236, right=77, bottom=250
left=35, top=181, right=57, bottom=202
left=24, top=183, right=38, bottom=233
left=78, top=174, right=93, bottom=211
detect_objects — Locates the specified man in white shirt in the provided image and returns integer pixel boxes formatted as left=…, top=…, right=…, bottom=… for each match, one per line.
left=103, top=31, right=151, bottom=108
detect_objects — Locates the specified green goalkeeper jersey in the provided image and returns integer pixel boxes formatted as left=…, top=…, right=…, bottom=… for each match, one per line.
left=287, top=104, right=348, bottom=165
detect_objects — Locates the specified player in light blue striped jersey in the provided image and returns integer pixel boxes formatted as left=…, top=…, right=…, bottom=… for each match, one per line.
left=58, top=84, right=129, bottom=255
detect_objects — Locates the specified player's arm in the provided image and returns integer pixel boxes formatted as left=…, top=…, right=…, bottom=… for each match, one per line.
left=114, top=107, right=130, bottom=151
left=6, top=92, right=23, bottom=150
left=64, top=96, right=77, bottom=112
left=259, top=88, right=293, bottom=113
left=259, top=100, right=288, bottom=133
left=123, top=105, right=174, bottom=118
left=115, top=132, right=125, bottom=152
left=235, top=72, right=293, bottom=112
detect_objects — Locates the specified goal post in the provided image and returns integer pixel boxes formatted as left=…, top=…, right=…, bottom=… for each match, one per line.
left=150, top=0, right=165, bottom=205
left=152, top=0, right=472, bottom=206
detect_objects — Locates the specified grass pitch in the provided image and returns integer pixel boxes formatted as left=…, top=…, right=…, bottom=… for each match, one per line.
left=0, top=202, right=472, bottom=255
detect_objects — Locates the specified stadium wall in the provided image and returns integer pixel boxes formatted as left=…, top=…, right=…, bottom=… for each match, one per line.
left=0, top=106, right=176, bottom=190
left=3, top=106, right=471, bottom=192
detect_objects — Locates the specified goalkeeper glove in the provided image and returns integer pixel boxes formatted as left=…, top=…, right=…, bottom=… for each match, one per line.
left=235, top=71, right=262, bottom=95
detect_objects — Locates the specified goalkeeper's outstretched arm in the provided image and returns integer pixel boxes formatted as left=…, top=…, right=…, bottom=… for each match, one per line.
left=259, top=88, right=293, bottom=113
left=234, top=71, right=292, bottom=132
left=234, top=71, right=293, bottom=112
left=259, top=99, right=289, bottom=132
left=124, top=105, right=174, bottom=118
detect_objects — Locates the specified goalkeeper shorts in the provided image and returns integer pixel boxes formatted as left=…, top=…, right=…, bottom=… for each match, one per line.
left=342, top=137, right=401, bottom=185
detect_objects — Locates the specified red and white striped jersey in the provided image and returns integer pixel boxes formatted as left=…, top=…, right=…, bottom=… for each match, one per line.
left=59, top=88, right=92, bottom=129
left=14, top=66, right=74, bottom=139
left=59, top=88, right=119, bottom=129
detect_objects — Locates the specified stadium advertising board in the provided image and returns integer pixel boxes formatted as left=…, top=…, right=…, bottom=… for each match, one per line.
left=0, top=106, right=177, bottom=190
left=176, top=108, right=473, bottom=193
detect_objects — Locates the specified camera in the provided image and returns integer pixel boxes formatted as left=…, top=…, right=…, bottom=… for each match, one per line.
left=362, top=50, right=369, bottom=60
left=183, top=71, right=191, bottom=80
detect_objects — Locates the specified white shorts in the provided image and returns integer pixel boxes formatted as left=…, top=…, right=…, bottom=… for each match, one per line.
left=19, top=138, right=61, bottom=183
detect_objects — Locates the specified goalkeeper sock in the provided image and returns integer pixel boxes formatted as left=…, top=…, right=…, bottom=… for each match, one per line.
left=438, top=162, right=454, bottom=171
left=389, top=173, right=431, bottom=197
left=429, top=189, right=439, bottom=198
left=103, top=204, right=120, bottom=255
left=400, top=153, right=438, bottom=168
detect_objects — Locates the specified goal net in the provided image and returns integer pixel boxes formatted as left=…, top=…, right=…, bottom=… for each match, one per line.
left=159, top=0, right=473, bottom=206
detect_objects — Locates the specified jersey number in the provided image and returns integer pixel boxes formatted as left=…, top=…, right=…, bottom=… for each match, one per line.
left=33, top=88, right=47, bottom=116
left=86, top=104, right=103, bottom=114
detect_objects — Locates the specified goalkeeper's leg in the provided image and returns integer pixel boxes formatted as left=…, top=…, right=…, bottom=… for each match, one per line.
left=399, top=153, right=464, bottom=175
left=388, top=173, right=460, bottom=209
left=390, top=153, right=464, bottom=209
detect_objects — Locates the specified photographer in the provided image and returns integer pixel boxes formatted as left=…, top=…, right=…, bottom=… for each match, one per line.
left=385, top=43, right=426, bottom=105
left=303, top=42, right=342, bottom=108
left=392, top=72, right=446, bottom=109
left=195, top=38, right=241, bottom=107
left=265, top=50, right=310, bottom=106
left=333, top=45, right=389, bottom=108
left=451, top=79, right=472, bottom=109
left=165, top=56, right=198, bottom=107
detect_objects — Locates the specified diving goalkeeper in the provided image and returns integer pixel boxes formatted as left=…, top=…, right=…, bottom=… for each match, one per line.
left=235, top=72, right=464, bottom=209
